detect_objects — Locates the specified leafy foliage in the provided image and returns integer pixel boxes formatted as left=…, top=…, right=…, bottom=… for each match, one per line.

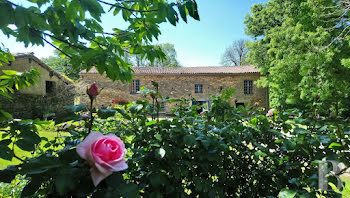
left=0, top=85, right=349, bottom=197
left=42, top=51, right=80, bottom=81
left=127, top=43, right=182, bottom=67
left=245, top=0, right=350, bottom=117
left=0, top=60, right=41, bottom=121
left=0, top=0, right=199, bottom=81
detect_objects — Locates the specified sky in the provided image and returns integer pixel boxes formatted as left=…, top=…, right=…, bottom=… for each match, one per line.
left=0, top=0, right=268, bottom=67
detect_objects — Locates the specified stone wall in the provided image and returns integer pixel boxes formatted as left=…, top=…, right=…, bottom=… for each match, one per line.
left=79, top=73, right=269, bottom=112
left=1, top=56, right=69, bottom=95
left=0, top=85, right=75, bottom=119
left=0, top=83, right=76, bottom=119
left=0, top=54, right=76, bottom=119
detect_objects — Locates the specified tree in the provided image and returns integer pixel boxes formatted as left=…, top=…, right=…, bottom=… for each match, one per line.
left=42, top=51, right=80, bottom=81
left=129, top=43, right=181, bottom=67
left=220, top=39, right=249, bottom=66
left=151, top=43, right=181, bottom=67
left=245, top=0, right=350, bottom=117
left=0, top=0, right=199, bottom=81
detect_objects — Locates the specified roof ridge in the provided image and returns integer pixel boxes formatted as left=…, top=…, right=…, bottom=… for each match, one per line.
left=12, top=53, right=72, bottom=85
left=81, top=66, right=260, bottom=75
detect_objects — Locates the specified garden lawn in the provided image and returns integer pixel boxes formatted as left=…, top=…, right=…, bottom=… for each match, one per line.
left=0, top=124, right=70, bottom=170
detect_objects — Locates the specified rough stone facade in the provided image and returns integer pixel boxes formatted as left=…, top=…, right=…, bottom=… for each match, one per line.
left=79, top=66, right=269, bottom=113
left=0, top=53, right=75, bottom=119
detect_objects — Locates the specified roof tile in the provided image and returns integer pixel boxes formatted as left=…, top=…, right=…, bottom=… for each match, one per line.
left=81, top=66, right=259, bottom=75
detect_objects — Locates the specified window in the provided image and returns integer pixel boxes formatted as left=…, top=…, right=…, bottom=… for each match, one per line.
left=131, top=79, right=140, bottom=94
left=46, top=81, right=55, bottom=93
left=195, top=84, right=203, bottom=93
left=244, top=80, right=253, bottom=95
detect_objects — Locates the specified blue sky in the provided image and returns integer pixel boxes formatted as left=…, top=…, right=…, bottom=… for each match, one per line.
left=0, top=0, right=268, bottom=66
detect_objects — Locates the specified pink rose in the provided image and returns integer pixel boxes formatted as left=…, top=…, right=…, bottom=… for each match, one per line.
left=88, top=83, right=99, bottom=97
left=266, top=108, right=276, bottom=117
left=76, top=132, right=128, bottom=186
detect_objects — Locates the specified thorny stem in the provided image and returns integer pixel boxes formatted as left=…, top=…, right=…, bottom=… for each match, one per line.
left=14, top=154, right=25, bottom=163
left=88, top=98, right=95, bottom=133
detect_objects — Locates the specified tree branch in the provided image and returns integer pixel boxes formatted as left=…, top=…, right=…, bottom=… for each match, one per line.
left=13, top=154, right=25, bottom=163
left=41, top=37, right=73, bottom=59
left=97, top=0, right=157, bottom=13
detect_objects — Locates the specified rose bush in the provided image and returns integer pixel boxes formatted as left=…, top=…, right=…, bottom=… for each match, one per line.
left=0, top=85, right=350, bottom=197
left=76, top=132, right=128, bottom=186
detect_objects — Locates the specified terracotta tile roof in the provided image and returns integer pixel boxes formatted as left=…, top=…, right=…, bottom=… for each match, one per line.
left=81, top=66, right=260, bottom=75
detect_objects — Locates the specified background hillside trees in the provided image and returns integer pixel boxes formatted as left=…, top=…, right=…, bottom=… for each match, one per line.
left=127, top=43, right=181, bottom=67
left=245, top=0, right=350, bottom=118
left=0, top=0, right=199, bottom=81
left=42, top=51, right=80, bottom=81
left=220, top=39, right=249, bottom=66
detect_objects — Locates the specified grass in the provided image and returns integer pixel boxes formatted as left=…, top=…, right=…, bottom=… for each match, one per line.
left=0, top=122, right=70, bottom=170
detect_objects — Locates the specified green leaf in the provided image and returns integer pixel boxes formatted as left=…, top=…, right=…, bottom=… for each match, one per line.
left=2, top=70, right=18, bottom=76
left=122, top=9, right=131, bottom=21
left=20, top=155, right=61, bottom=175
left=55, top=168, right=80, bottom=195
left=64, top=104, right=86, bottom=112
left=21, top=175, right=44, bottom=198
left=97, top=108, right=116, bottom=119
left=278, top=188, right=297, bottom=198
left=0, top=110, right=12, bottom=120
left=166, top=6, right=178, bottom=26
left=154, top=134, right=162, bottom=141
left=186, top=0, right=200, bottom=20
left=329, top=142, right=342, bottom=148
left=146, top=120, right=157, bottom=126
left=0, top=165, right=18, bottom=183
left=0, top=143, right=14, bottom=161
left=150, top=174, right=166, bottom=188
left=254, top=150, right=267, bottom=157
left=16, top=139, right=36, bottom=151
left=284, top=139, right=296, bottom=151
left=120, top=183, right=139, bottom=198
left=184, top=135, right=197, bottom=146
left=177, top=4, right=187, bottom=23
left=319, top=125, right=328, bottom=132
left=158, top=2, right=167, bottom=20
left=113, top=7, right=121, bottom=16
left=0, top=3, right=14, bottom=29
left=14, top=7, right=27, bottom=28
left=16, top=130, right=41, bottom=151
left=80, top=0, right=104, bottom=21
left=129, top=104, right=144, bottom=113
left=294, top=127, right=308, bottom=135
left=251, top=117, right=258, bottom=126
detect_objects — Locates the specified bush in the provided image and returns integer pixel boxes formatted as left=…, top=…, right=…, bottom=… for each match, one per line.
left=0, top=86, right=349, bottom=197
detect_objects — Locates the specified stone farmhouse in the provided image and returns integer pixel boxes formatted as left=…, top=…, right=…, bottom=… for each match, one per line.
left=0, top=53, right=75, bottom=119
left=80, top=66, right=269, bottom=113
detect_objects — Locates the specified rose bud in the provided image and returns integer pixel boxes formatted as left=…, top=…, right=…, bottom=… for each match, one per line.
left=76, top=132, right=128, bottom=186
left=88, top=83, right=99, bottom=97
